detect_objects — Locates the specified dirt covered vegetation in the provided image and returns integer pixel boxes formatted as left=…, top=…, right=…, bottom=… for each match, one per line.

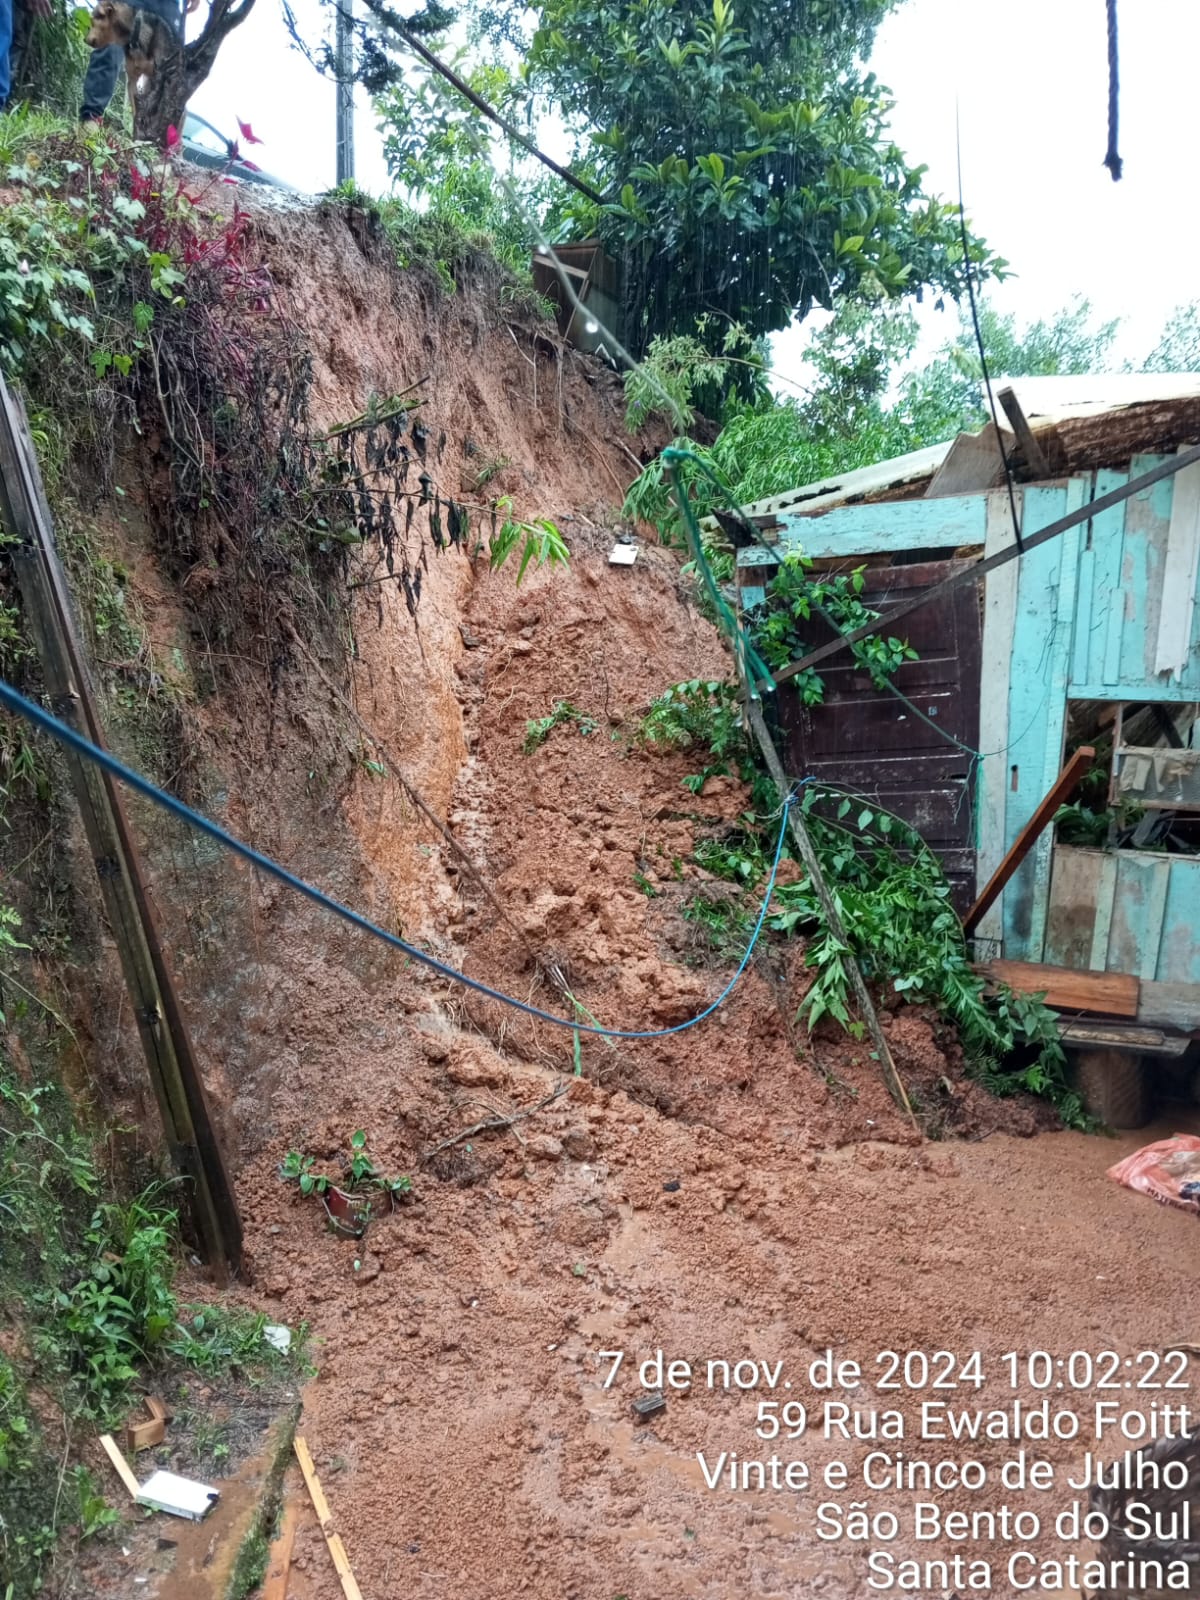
left=0, top=134, right=1195, bottom=1600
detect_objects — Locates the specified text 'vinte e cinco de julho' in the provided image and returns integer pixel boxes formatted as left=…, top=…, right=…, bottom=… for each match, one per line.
left=595, top=1346, right=1198, bottom=1593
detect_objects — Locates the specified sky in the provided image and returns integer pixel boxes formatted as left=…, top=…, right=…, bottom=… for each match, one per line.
left=190, top=0, right=1200, bottom=383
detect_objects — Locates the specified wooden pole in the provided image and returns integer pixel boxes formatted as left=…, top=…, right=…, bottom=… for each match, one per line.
left=997, top=387, right=1051, bottom=480
left=742, top=699, right=918, bottom=1129
left=0, top=374, right=242, bottom=1277
left=962, top=746, right=1095, bottom=937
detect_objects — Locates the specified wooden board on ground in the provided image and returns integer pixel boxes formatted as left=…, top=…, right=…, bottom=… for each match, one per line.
left=978, top=959, right=1139, bottom=1018
left=262, top=1479, right=301, bottom=1600
left=294, top=1435, right=363, bottom=1600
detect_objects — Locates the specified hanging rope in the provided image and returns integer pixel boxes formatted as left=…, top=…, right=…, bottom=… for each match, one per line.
left=1104, top=0, right=1123, bottom=181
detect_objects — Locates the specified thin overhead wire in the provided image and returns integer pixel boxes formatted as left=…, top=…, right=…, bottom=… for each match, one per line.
left=955, top=106, right=1024, bottom=555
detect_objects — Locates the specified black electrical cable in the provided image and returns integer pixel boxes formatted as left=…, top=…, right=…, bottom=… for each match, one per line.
left=1104, top=0, right=1123, bottom=181
left=956, top=112, right=1025, bottom=554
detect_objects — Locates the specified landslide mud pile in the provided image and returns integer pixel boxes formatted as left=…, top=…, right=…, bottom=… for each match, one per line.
left=50, top=194, right=1200, bottom=1600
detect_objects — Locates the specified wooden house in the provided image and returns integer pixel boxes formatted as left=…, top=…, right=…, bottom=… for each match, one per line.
left=734, top=377, right=1200, bottom=1120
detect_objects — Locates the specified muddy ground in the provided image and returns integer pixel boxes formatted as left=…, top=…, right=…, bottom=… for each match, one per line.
left=211, top=527, right=1198, bottom=1598
left=252, top=1113, right=1198, bottom=1600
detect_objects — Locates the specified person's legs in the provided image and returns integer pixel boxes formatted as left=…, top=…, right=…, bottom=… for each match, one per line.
left=0, top=0, right=14, bottom=109
left=139, top=0, right=184, bottom=30
left=80, top=40, right=122, bottom=119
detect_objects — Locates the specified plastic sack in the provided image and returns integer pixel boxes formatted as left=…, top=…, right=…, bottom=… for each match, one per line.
left=1108, top=1134, right=1200, bottom=1214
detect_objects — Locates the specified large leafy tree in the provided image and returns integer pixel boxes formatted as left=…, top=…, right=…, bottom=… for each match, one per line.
left=358, top=0, right=1002, bottom=357
left=522, top=0, right=1003, bottom=354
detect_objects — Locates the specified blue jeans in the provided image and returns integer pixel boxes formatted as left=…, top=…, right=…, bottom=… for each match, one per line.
left=0, top=0, right=14, bottom=108
left=81, top=0, right=184, bottom=119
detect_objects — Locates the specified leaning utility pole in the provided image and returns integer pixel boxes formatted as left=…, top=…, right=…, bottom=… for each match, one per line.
left=0, top=374, right=242, bottom=1280
left=335, top=0, right=355, bottom=185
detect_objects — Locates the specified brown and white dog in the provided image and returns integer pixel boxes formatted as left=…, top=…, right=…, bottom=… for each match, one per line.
left=84, top=0, right=179, bottom=105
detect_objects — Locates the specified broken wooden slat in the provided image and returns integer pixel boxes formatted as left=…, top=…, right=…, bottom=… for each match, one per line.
left=294, top=1435, right=364, bottom=1600
left=1153, top=452, right=1200, bottom=678
left=925, top=424, right=1007, bottom=498
left=99, top=1433, right=141, bottom=1500
left=962, top=746, right=1095, bottom=937
left=997, top=387, right=1051, bottom=480
left=978, top=959, right=1139, bottom=1018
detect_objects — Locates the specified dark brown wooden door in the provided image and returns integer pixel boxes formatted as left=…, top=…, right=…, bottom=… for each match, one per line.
left=776, top=558, right=982, bottom=909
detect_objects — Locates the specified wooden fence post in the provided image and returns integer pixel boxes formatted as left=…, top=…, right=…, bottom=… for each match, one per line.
left=0, top=374, right=242, bottom=1277
left=743, top=698, right=917, bottom=1129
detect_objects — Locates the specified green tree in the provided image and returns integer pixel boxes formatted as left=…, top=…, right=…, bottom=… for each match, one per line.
left=523, top=0, right=1003, bottom=355
left=375, top=58, right=553, bottom=274
left=1143, top=302, right=1200, bottom=373
left=898, top=297, right=1122, bottom=443
left=624, top=295, right=1137, bottom=539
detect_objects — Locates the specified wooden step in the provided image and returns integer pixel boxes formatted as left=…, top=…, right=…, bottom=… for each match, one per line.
left=977, top=959, right=1139, bottom=1018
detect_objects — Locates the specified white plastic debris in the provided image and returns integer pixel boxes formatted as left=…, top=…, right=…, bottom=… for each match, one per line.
left=609, top=543, right=638, bottom=566
left=137, top=1470, right=219, bottom=1521
left=263, top=1323, right=292, bottom=1354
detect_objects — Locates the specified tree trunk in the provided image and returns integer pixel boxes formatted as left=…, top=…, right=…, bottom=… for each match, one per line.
left=133, top=0, right=258, bottom=147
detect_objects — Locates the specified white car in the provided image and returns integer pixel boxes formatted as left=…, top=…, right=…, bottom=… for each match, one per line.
left=181, top=111, right=291, bottom=189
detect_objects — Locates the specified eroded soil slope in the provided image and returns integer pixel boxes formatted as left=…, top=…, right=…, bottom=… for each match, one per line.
left=53, top=195, right=1200, bottom=1598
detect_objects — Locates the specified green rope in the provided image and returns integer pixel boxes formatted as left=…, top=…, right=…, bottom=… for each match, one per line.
left=662, top=446, right=776, bottom=695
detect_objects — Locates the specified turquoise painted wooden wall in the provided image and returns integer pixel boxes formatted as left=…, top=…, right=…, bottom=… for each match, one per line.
left=738, top=455, right=1200, bottom=982
left=974, top=455, right=1200, bottom=980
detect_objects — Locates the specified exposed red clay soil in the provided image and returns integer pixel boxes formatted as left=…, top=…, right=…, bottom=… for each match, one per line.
left=232, top=1113, right=1197, bottom=1600
left=53, top=194, right=1200, bottom=1598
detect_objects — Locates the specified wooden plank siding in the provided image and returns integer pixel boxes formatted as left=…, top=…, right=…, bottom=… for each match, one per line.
left=982, top=456, right=1200, bottom=984
left=973, top=491, right=1022, bottom=948
left=993, top=484, right=1072, bottom=953
left=1044, top=847, right=1200, bottom=984
left=736, top=452, right=1200, bottom=999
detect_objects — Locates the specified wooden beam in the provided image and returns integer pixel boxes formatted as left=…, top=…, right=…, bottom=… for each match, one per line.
left=99, top=1434, right=141, bottom=1500
left=742, top=699, right=917, bottom=1129
left=773, top=443, right=1200, bottom=685
left=962, top=746, right=1095, bottom=937
left=977, top=959, right=1139, bottom=1018
left=0, top=374, right=242, bottom=1278
left=294, top=1436, right=364, bottom=1600
left=997, top=387, right=1051, bottom=479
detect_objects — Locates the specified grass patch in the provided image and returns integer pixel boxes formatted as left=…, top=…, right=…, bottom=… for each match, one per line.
left=523, top=699, right=597, bottom=754
left=0, top=932, right=306, bottom=1598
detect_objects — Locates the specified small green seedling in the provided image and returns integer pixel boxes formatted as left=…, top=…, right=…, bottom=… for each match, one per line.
left=279, top=1132, right=412, bottom=1200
